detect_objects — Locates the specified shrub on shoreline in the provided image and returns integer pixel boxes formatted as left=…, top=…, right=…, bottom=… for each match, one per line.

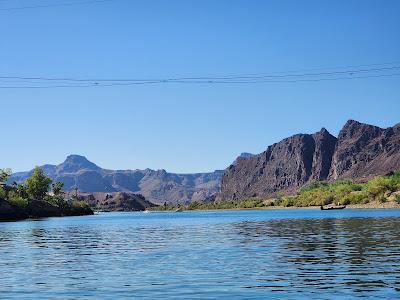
left=7, top=191, right=28, bottom=209
left=71, top=200, right=91, bottom=210
left=1, top=166, right=92, bottom=218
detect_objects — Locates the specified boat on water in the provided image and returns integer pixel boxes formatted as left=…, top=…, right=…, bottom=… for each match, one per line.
left=175, top=208, right=183, bottom=212
left=320, top=205, right=346, bottom=210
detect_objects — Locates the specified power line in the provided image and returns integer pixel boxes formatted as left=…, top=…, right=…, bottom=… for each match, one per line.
left=1, top=73, right=399, bottom=89
left=1, top=63, right=400, bottom=82
left=1, top=62, right=399, bottom=89
left=0, top=0, right=112, bottom=11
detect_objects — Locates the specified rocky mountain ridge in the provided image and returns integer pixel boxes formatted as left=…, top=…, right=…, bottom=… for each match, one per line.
left=220, top=120, right=400, bottom=200
left=9, top=120, right=399, bottom=204
left=10, top=155, right=223, bottom=204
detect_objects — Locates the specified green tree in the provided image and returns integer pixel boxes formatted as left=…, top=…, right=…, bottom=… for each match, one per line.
left=12, top=181, right=29, bottom=199
left=0, top=168, right=11, bottom=182
left=52, top=182, right=64, bottom=196
left=8, top=191, right=28, bottom=209
left=0, top=187, right=6, bottom=199
left=25, top=167, right=52, bottom=200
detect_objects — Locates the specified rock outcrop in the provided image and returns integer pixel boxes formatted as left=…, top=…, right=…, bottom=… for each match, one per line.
left=329, top=120, right=400, bottom=180
left=0, top=197, right=94, bottom=221
left=10, top=155, right=223, bottom=204
left=0, top=198, right=28, bottom=220
left=27, top=199, right=94, bottom=217
left=220, top=120, right=400, bottom=200
left=63, top=204, right=95, bottom=216
left=27, top=200, right=62, bottom=218
left=69, top=192, right=156, bottom=211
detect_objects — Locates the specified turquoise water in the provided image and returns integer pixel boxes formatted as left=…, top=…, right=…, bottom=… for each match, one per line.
left=1, top=209, right=400, bottom=299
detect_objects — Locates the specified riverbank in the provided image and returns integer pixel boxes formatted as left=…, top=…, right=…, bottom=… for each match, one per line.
left=152, top=200, right=400, bottom=212
left=153, top=172, right=400, bottom=212
left=0, top=167, right=94, bottom=221
left=154, top=200, right=400, bottom=213
left=346, top=200, right=400, bottom=209
left=0, top=198, right=94, bottom=221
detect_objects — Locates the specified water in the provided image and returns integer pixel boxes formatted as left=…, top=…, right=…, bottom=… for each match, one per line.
left=1, top=209, right=400, bottom=299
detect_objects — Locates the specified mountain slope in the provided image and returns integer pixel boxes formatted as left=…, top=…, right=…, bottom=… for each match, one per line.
left=220, top=128, right=337, bottom=199
left=329, top=120, right=400, bottom=180
left=10, top=120, right=399, bottom=204
left=220, top=120, right=400, bottom=200
left=10, top=155, right=223, bottom=204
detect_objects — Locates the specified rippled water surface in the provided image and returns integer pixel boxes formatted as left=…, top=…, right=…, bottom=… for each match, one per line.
left=1, top=209, right=400, bottom=299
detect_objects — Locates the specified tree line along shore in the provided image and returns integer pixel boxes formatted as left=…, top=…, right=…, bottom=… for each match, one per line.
left=0, top=167, right=93, bottom=221
left=2, top=167, right=400, bottom=217
left=152, top=171, right=400, bottom=211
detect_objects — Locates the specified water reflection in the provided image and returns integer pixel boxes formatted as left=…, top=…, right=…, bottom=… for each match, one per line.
left=233, top=217, right=400, bottom=296
left=0, top=211, right=399, bottom=299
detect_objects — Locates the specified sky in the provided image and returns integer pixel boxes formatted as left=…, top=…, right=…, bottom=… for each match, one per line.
left=1, top=0, right=399, bottom=173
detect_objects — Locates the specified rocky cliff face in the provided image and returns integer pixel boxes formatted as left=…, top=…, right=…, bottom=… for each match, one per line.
left=329, top=120, right=400, bottom=180
left=9, top=120, right=399, bottom=204
left=10, top=155, right=223, bottom=204
left=220, top=120, right=400, bottom=200
left=220, top=128, right=337, bottom=199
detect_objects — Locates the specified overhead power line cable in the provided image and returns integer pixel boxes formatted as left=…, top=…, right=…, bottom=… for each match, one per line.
left=1, top=73, right=400, bottom=89
left=1, top=62, right=399, bottom=89
left=0, top=66, right=399, bottom=83
left=0, top=0, right=112, bottom=11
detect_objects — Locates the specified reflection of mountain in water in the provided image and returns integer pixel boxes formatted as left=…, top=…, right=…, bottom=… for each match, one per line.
left=232, top=217, right=400, bottom=292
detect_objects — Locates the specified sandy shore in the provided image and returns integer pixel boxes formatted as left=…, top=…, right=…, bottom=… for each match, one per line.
left=346, top=201, right=400, bottom=209
left=263, top=201, right=400, bottom=210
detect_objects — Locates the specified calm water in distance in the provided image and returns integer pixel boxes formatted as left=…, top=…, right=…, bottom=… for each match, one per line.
left=1, top=209, right=400, bottom=299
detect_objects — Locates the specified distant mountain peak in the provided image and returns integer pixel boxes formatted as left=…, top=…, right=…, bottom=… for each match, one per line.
left=59, top=155, right=100, bottom=172
left=9, top=155, right=223, bottom=204
left=344, top=119, right=359, bottom=125
left=343, top=119, right=382, bottom=130
left=65, top=154, right=90, bottom=162
left=339, top=120, right=383, bottom=140
left=319, top=127, right=329, bottom=134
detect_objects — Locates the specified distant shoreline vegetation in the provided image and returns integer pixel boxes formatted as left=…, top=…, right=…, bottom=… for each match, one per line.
left=0, top=167, right=93, bottom=220
left=151, top=171, right=400, bottom=211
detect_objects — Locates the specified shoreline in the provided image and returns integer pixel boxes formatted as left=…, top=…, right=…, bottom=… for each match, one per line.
left=152, top=200, right=400, bottom=212
left=0, top=198, right=94, bottom=222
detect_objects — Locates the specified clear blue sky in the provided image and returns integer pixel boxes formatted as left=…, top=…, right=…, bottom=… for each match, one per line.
left=1, top=0, right=399, bottom=173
